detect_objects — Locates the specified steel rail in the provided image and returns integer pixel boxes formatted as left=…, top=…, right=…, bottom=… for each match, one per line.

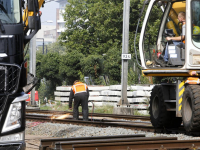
left=39, top=134, right=146, bottom=150
left=39, top=135, right=200, bottom=150
left=26, top=109, right=150, bottom=121
left=26, top=114, right=154, bottom=131
left=26, top=114, right=151, bottom=125
left=72, top=139, right=200, bottom=150
left=56, top=137, right=178, bottom=150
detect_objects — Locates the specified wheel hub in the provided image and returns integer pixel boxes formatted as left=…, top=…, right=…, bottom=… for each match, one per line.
left=152, top=96, right=159, bottom=119
left=185, top=97, right=192, bottom=122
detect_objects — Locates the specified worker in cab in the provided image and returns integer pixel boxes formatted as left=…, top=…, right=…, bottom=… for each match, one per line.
left=69, top=80, right=89, bottom=121
left=155, top=11, right=186, bottom=66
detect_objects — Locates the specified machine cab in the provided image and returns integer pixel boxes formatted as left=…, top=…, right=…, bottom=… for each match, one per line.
left=140, top=0, right=200, bottom=76
left=0, top=0, right=21, bottom=24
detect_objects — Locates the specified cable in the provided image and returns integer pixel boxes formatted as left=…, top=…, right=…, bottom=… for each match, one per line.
left=134, top=18, right=142, bottom=67
left=134, top=0, right=150, bottom=68
left=24, top=42, right=30, bottom=56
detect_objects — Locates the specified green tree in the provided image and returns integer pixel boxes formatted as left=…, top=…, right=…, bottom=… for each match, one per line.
left=35, top=52, right=44, bottom=89
left=37, top=41, right=67, bottom=54
left=81, top=54, right=103, bottom=84
left=59, top=51, right=84, bottom=85
left=59, top=0, right=123, bottom=56
left=38, top=79, right=52, bottom=103
left=103, top=43, right=121, bottom=84
left=46, top=42, right=67, bottom=54
left=58, top=0, right=154, bottom=84
left=38, top=52, right=62, bottom=97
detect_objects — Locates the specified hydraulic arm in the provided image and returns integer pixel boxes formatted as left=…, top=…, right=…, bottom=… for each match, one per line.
left=23, top=0, right=44, bottom=34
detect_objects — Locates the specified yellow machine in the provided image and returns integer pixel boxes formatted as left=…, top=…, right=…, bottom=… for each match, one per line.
left=137, top=0, right=200, bottom=133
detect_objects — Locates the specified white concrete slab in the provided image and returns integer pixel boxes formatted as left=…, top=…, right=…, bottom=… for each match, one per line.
left=56, top=86, right=109, bottom=91
left=88, top=102, right=116, bottom=107
left=54, top=92, right=70, bottom=96
left=131, top=104, right=148, bottom=109
left=109, top=85, right=154, bottom=91
left=100, top=96, right=120, bottom=102
left=88, top=86, right=109, bottom=91
left=54, top=91, right=100, bottom=97
left=89, top=92, right=100, bottom=96
left=56, top=86, right=71, bottom=91
left=128, top=97, right=149, bottom=103
left=100, top=91, right=121, bottom=96
left=55, top=97, right=69, bottom=101
left=132, top=91, right=151, bottom=97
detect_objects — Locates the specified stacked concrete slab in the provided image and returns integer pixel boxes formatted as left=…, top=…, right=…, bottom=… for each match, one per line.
left=54, top=85, right=154, bottom=115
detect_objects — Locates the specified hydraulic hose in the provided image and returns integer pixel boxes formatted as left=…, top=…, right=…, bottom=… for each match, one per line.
left=134, top=19, right=142, bottom=67
left=134, top=0, right=149, bottom=67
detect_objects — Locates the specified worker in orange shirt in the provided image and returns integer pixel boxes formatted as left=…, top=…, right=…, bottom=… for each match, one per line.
left=69, top=80, right=89, bottom=121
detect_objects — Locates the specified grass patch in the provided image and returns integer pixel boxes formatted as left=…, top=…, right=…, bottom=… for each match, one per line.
left=40, top=102, right=114, bottom=114
left=39, top=101, right=149, bottom=116
left=91, top=105, right=114, bottom=114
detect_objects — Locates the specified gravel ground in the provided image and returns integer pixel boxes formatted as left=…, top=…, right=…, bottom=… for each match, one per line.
left=25, top=121, right=200, bottom=140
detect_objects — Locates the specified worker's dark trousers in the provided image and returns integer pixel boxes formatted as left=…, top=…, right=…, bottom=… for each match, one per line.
left=73, top=93, right=88, bottom=121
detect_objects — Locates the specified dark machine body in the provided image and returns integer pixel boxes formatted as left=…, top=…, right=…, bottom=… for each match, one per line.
left=0, top=0, right=43, bottom=149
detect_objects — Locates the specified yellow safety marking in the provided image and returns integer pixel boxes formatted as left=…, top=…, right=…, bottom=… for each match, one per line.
left=179, top=81, right=185, bottom=89
left=179, top=105, right=182, bottom=111
left=179, top=88, right=185, bottom=97
left=179, top=97, right=182, bottom=104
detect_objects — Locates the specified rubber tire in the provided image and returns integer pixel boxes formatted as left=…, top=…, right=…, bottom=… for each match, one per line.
left=182, top=85, right=200, bottom=132
left=149, top=85, right=182, bottom=128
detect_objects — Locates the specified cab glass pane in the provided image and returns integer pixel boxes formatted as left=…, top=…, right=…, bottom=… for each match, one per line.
left=0, top=0, right=20, bottom=23
left=192, top=0, right=200, bottom=48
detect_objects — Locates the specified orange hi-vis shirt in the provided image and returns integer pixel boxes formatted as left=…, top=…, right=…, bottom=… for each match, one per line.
left=72, top=82, right=88, bottom=95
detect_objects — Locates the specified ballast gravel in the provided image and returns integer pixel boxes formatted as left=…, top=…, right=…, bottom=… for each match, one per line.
left=25, top=121, right=200, bottom=140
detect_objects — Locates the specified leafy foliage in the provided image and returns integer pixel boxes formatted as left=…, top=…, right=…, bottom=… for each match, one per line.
left=81, top=55, right=103, bottom=77
left=60, top=0, right=123, bottom=56
left=36, top=0, right=162, bottom=100
left=59, top=51, right=84, bottom=85
left=103, top=43, right=121, bottom=84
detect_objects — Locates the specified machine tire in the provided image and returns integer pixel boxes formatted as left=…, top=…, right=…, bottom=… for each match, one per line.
left=149, top=85, right=182, bottom=128
left=149, top=85, right=168, bottom=128
left=182, top=85, right=200, bottom=132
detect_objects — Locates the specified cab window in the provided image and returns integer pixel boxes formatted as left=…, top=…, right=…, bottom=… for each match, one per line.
left=191, top=0, right=200, bottom=48
left=0, top=0, right=20, bottom=23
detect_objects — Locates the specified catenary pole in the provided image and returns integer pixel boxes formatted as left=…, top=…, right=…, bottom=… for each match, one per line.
left=120, top=0, right=130, bottom=105
left=30, top=35, right=36, bottom=106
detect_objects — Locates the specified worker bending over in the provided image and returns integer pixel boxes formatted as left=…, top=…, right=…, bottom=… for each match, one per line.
left=69, top=80, right=89, bottom=121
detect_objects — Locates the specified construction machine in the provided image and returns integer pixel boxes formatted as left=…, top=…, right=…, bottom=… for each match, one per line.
left=0, top=0, right=43, bottom=149
left=137, top=0, right=200, bottom=133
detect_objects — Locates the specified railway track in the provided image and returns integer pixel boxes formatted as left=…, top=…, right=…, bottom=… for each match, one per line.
left=26, top=109, right=150, bottom=121
left=39, top=134, right=200, bottom=150
left=26, top=113, right=154, bottom=131
left=26, top=109, right=200, bottom=149
left=25, top=109, right=192, bottom=135
left=26, top=109, right=154, bottom=131
left=28, top=109, right=200, bottom=135
left=26, top=110, right=193, bottom=136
